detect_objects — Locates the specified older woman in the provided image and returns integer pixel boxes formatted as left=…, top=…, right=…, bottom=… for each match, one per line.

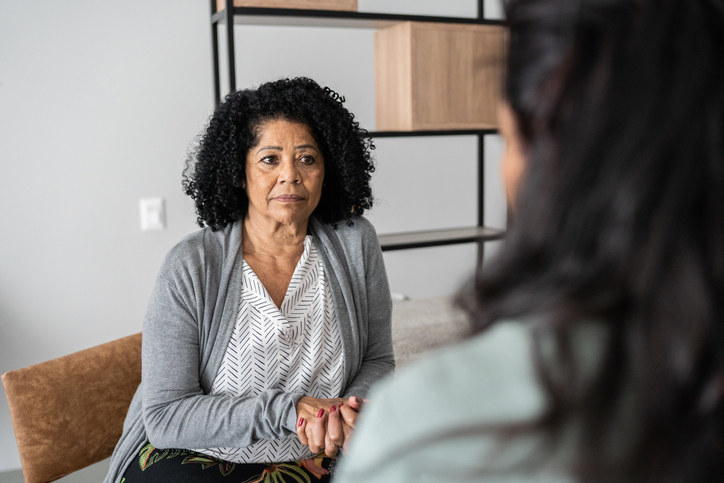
left=105, top=77, right=394, bottom=482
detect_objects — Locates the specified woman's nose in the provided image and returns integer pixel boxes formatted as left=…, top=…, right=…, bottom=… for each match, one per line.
left=279, top=159, right=300, bottom=184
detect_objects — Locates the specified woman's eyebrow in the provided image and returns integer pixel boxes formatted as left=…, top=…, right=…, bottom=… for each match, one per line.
left=255, top=144, right=318, bottom=154
left=256, top=145, right=282, bottom=154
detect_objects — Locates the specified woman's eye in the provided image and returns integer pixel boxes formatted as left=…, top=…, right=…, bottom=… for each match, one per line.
left=299, top=155, right=315, bottom=165
left=260, top=155, right=278, bottom=165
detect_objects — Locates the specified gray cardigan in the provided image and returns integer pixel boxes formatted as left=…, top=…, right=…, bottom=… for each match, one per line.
left=105, top=216, right=394, bottom=483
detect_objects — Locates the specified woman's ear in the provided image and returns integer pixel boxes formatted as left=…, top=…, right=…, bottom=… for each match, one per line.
left=498, top=102, right=527, bottom=210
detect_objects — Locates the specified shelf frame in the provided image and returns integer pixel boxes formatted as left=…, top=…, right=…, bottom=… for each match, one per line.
left=366, top=129, right=501, bottom=266
left=379, top=226, right=504, bottom=251
left=210, top=4, right=503, bottom=28
left=208, top=1, right=505, bottom=267
left=367, top=128, right=499, bottom=138
left=210, top=2, right=504, bottom=99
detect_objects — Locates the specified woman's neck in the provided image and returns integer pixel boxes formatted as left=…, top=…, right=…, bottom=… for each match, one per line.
left=242, top=215, right=308, bottom=260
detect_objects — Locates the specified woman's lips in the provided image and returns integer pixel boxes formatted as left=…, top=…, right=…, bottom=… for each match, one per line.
left=273, top=194, right=304, bottom=202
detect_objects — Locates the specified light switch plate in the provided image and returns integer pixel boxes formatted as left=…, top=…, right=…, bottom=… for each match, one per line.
left=139, top=197, right=165, bottom=231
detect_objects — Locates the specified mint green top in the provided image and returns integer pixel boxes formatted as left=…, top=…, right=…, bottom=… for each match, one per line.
left=335, top=322, right=576, bottom=482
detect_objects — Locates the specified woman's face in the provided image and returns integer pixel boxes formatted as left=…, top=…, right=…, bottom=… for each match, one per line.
left=244, top=118, right=325, bottom=227
left=498, top=103, right=527, bottom=210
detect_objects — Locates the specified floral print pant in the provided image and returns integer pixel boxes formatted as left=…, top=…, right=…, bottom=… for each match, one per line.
left=121, top=442, right=335, bottom=483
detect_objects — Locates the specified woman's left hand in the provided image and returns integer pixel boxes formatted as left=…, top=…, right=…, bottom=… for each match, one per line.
left=339, top=395, right=366, bottom=428
left=296, top=395, right=366, bottom=457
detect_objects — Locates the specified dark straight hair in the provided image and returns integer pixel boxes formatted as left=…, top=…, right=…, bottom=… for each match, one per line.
left=464, top=0, right=724, bottom=480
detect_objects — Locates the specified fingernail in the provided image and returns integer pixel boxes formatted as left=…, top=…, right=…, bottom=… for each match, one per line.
left=330, top=405, right=336, bottom=412
left=317, top=408, right=324, bottom=418
left=298, top=417, right=304, bottom=427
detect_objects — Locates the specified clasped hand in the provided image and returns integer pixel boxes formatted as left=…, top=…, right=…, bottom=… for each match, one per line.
left=295, top=395, right=366, bottom=457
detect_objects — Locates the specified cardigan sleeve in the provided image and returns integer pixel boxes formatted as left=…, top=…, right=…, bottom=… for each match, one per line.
left=342, top=218, right=395, bottom=398
left=140, top=253, right=305, bottom=450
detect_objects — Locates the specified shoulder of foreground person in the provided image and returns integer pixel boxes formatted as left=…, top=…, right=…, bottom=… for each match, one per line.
left=334, top=321, right=557, bottom=483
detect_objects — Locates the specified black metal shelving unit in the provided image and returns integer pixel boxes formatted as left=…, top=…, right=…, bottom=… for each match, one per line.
left=209, top=1, right=505, bottom=266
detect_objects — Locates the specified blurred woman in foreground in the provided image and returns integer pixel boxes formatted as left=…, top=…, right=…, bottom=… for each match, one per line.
left=336, top=0, right=724, bottom=481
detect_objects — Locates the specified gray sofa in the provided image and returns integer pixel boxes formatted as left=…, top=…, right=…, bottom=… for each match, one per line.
left=391, top=295, right=471, bottom=367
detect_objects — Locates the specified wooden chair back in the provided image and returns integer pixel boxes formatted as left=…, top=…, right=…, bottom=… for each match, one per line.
left=1, top=333, right=142, bottom=482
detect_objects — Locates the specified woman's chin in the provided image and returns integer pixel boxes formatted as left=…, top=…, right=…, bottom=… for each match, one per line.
left=269, top=209, right=313, bottom=227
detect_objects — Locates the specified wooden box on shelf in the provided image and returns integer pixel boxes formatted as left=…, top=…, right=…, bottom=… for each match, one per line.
left=375, top=22, right=506, bottom=131
left=216, top=0, right=357, bottom=11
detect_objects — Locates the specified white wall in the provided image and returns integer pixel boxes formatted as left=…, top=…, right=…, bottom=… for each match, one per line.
left=0, top=0, right=504, bottom=472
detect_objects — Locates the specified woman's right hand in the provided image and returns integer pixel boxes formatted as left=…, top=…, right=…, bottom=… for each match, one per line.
left=295, top=396, right=366, bottom=457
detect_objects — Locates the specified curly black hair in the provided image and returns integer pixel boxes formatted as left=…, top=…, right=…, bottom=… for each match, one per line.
left=182, top=77, right=375, bottom=231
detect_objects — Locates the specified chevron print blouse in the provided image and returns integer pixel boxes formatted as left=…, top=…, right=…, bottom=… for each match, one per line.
left=196, top=235, right=344, bottom=463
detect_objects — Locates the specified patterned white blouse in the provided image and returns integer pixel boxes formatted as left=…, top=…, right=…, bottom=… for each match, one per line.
left=196, top=235, right=345, bottom=463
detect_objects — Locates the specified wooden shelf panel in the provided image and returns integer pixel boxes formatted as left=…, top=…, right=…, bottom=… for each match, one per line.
left=212, top=7, right=504, bottom=29
left=379, top=226, right=504, bottom=251
left=375, top=22, right=505, bottom=131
